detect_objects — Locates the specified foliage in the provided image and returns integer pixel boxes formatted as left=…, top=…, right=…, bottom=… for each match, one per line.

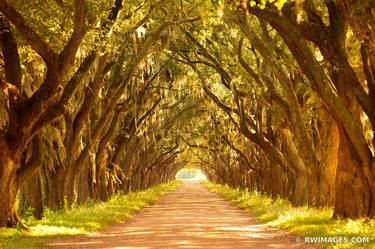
left=0, top=0, right=374, bottom=237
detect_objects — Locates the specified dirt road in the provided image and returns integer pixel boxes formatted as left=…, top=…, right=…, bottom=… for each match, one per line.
left=47, top=182, right=315, bottom=248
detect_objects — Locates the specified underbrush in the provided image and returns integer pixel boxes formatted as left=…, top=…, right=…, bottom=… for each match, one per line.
left=0, top=181, right=179, bottom=249
left=204, top=181, right=375, bottom=249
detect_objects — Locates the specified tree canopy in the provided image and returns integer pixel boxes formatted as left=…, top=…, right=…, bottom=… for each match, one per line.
left=0, top=0, right=374, bottom=227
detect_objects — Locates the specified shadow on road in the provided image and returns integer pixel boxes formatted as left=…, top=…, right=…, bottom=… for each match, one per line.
left=47, top=182, right=315, bottom=249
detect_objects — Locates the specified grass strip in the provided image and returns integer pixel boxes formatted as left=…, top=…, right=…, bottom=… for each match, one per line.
left=0, top=181, right=180, bottom=249
left=204, top=181, right=375, bottom=249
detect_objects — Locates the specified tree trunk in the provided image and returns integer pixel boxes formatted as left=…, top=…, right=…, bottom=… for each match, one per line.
left=0, top=137, right=19, bottom=227
left=18, top=173, right=43, bottom=219
left=91, top=152, right=109, bottom=201
left=280, top=128, right=309, bottom=205
left=40, top=165, right=66, bottom=210
left=94, top=148, right=109, bottom=201
left=316, top=108, right=340, bottom=206
left=64, top=165, right=78, bottom=208
left=334, top=130, right=375, bottom=218
left=98, top=167, right=108, bottom=201
left=77, top=161, right=90, bottom=203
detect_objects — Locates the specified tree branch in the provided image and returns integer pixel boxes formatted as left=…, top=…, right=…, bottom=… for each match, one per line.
left=59, top=0, right=86, bottom=74
left=0, top=16, right=21, bottom=89
left=16, top=135, right=42, bottom=183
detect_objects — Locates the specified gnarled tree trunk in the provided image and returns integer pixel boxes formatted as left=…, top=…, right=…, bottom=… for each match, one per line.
left=334, top=130, right=375, bottom=218
left=0, top=137, right=20, bottom=227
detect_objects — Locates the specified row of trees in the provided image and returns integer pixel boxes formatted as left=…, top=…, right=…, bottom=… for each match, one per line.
left=173, top=0, right=375, bottom=219
left=0, top=0, right=202, bottom=227
left=0, top=0, right=374, bottom=227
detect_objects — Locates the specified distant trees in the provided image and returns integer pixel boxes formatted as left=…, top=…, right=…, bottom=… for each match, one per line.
left=241, top=0, right=375, bottom=218
left=171, top=0, right=375, bottom=218
left=0, top=0, right=200, bottom=227
left=0, top=0, right=374, bottom=227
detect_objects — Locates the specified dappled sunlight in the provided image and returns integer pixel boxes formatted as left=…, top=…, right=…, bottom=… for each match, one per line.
left=29, top=225, right=84, bottom=236
left=217, top=225, right=275, bottom=232
left=0, top=2, right=373, bottom=249
left=0, top=183, right=180, bottom=249
left=47, top=182, right=312, bottom=249
left=206, top=182, right=375, bottom=248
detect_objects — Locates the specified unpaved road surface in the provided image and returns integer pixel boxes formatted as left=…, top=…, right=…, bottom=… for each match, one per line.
left=47, top=182, right=316, bottom=248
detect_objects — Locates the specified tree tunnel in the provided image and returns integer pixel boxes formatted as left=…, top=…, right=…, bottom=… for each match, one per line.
left=175, top=168, right=207, bottom=181
left=0, top=0, right=375, bottom=228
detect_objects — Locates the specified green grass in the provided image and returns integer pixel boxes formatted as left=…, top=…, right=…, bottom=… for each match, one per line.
left=204, top=181, right=375, bottom=249
left=0, top=181, right=180, bottom=249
